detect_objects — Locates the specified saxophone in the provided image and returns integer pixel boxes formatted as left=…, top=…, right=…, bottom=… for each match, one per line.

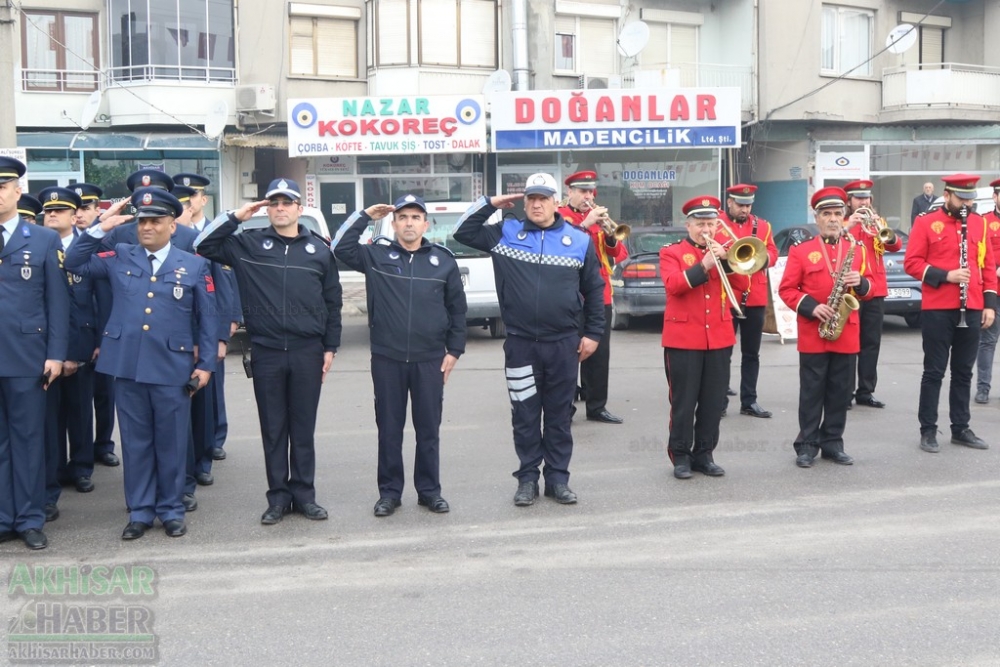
left=818, top=229, right=861, bottom=341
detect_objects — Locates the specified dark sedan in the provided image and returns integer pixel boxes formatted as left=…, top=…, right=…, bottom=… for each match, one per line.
left=609, top=226, right=689, bottom=330
left=773, top=224, right=922, bottom=328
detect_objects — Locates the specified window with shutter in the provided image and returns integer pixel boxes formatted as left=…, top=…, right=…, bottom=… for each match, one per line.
left=919, top=26, right=943, bottom=68
left=554, top=14, right=576, bottom=72
left=669, top=24, right=697, bottom=85
left=420, top=0, right=458, bottom=65
left=643, top=22, right=669, bottom=68
left=316, top=18, right=357, bottom=77
left=579, top=17, right=616, bottom=75
left=289, top=16, right=315, bottom=75
left=460, top=0, right=496, bottom=67
left=378, top=0, right=409, bottom=65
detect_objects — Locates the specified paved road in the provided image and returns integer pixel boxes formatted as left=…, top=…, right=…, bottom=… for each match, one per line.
left=3, top=313, right=998, bottom=666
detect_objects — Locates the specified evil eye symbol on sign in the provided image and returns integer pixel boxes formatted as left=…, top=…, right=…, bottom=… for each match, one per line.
left=292, top=102, right=317, bottom=129
left=455, top=99, right=481, bottom=125
left=835, top=157, right=850, bottom=166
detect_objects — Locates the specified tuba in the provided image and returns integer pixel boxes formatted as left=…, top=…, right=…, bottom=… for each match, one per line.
left=818, top=229, right=860, bottom=341
left=715, top=221, right=768, bottom=275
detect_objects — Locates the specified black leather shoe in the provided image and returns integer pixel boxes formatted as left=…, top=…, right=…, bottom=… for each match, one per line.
left=692, top=461, right=726, bottom=476
left=821, top=451, right=854, bottom=465
left=163, top=519, right=187, bottom=537
left=44, top=504, right=59, bottom=522
left=122, top=521, right=151, bottom=540
left=296, top=502, right=328, bottom=520
left=210, top=447, right=227, bottom=461
left=74, top=477, right=95, bottom=493
left=261, top=505, right=290, bottom=525
left=195, top=472, right=214, bottom=486
left=739, top=403, right=772, bottom=418
left=544, top=483, right=578, bottom=504
left=374, top=497, right=401, bottom=517
left=417, top=495, right=450, bottom=513
left=586, top=409, right=624, bottom=424
left=951, top=428, right=989, bottom=450
left=20, top=528, right=47, bottom=550
left=513, top=481, right=539, bottom=506
left=855, top=396, right=885, bottom=408
left=726, top=387, right=737, bottom=396
left=919, top=432, right=939, bottom=453
left=673, top=464, right=693, bottom=479
left=795, top=453, right=814, bottom=468
left=974, top=390, right=989, bottom=404
left=182, top=493, right=198, bottom=512
left=96, top=451, right=120, bottom=467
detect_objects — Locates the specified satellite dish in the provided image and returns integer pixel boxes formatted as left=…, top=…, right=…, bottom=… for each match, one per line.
left=204, top=100, right=229, bottom=140
left=481, top=70, right=512, bottom=105
left=617, top=21, right=650, bottom=58
left=886, top=24, right=918, bottom=55
left=78, top=90, right=103, bottom=130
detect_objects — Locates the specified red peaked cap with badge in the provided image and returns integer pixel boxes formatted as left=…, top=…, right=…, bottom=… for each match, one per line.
left=941, top=173, right=980, bottom=200
left=682, top=195, right=722, bottom=219
left=991, top=177, right=1000, bottom=192
left=564, top=170, right=598, bottom=193
left=726, top=184, right=757, bottom=204
left=811, top=187, right=848, bottom=210
left=843, top=180, right=873, bottom=198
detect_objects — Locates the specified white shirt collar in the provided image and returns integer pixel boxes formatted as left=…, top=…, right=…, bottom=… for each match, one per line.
left=146, top=242, right=172, bottom=272
left=60, top=233, right=74, bottom=250
left=1, top=214, right=20, bottom=242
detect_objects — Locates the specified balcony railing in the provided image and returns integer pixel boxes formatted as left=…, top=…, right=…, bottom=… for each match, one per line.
left=104, top=65, right=237, bottom=85
left=21, top=69, right=100, bottom=92
left=621, top=63, right=755, bottom=112
left=883, top=63, right=1000, bottom=110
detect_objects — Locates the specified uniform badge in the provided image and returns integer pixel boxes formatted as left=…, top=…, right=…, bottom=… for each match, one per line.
left=277, top=179, right=288, bottom=189
left=389, top=251, right=400, bottom=260
left=49, top=192, right=58, bottom=201
left=173, top=285, right=183, bottom=300
left=72, top=274, right=82, bottom=283
left=682, top=253, right=696, bottom=267
left=305, top=243, right=316, bottom=254
left=429, top=255, right=439, bottom=266
left=182, top=177, right=191, bottom=186
left=808, top=251, right=822, bottom=264
left=22, top=226, right=30, bottom=237
left=517, top=231, right=528, bottom=241
left=21, top=266, right=31, bottom=280
left=404, top=194, right=416, bottom=203
left=141, top=192, right=153, bottom=205
left=263, top=239, right=274, bottom=250
left=75, top=187, right=83, bottom=196
left=141, top=175, right=151, bottom=186
left=991, top=222, right=1000, bottom=232
left=931, top=221, right=945, bottom=235
left=561, top=235, right=572, bottom=246
left=57, top=249, right=65, bottom=269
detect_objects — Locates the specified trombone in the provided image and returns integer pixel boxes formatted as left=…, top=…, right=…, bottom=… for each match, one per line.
left=856, top=206, right=896, bottom=244
left=715, top=221, right=768, bottom=275
left=581, top=200, right=631, bottom=241
left=703, top=232, right=745, bottom=319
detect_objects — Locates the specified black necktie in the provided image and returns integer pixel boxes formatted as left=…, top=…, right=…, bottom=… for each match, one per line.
left=0, top=229, right=5, bottom=254
left=148, top=254, right=156, bottom=274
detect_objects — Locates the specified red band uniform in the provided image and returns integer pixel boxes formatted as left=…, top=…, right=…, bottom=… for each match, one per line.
left=778, top=187, right=874, bottom=467
left=973, top=178, right=1000, bottom=403
left=904, top=174, right=998, bottom=451
left=660, top=196, right=749, bottom=479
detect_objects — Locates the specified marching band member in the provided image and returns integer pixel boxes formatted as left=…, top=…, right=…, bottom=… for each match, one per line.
left=904, top=174, right=997, bottom=453
left=779, top=187, right=873, bottom=468
left=660, top=196, right=748, bottom=479
left=974, top=177, right=1000, bottom=404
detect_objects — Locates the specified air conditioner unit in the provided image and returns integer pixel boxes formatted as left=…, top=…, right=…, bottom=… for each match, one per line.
left=235, top=84, right=276, bottom=112
left=577, top=75, right=609, bottom=89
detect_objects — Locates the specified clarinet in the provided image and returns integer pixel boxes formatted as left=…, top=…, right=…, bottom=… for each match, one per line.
left=957, top=205, right=969, bottom=329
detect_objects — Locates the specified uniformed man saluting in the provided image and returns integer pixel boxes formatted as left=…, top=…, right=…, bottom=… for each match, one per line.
left=65, top=189, right=216, bottom=540
left=0, top=157, right=70, bottom=551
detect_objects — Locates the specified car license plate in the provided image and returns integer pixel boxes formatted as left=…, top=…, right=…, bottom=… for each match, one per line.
left=461, top=274, right=469, bottom=287
left=887, top=287, right=910, bottom=299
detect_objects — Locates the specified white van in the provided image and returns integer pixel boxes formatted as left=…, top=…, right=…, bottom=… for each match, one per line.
left=373, top=201, right=505, bottom=338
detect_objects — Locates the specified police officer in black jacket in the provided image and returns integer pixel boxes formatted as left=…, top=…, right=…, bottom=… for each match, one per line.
left=333, top=195, right=467, bottom=517
left=195, top=178, right=342, bottom=526
left=453, top=173, right=605, bottom=507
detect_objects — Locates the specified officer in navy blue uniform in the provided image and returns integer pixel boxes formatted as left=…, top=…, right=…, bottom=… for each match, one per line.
left=0, top=157, right=70, bottom=550
left=65, top=189, right=216, bottom=540
left=195, top=178, right=342, bottom=526
left=334, top=195, right=467, bottom=517
left=17, top=194, right=42, bottom=224
left=37, top=187, right=98, bottom=524
left=454, top=173, right=605, bottom=507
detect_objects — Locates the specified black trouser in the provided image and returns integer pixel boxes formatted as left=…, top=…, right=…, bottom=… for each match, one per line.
left=664, top=347, right=731, bottom=466
left=579, top=304, right=612, bottom=415
left=44, top=366, right=96, bottom=506
left=184, top=374, right=217, bottom=495
left=251, top=340, right=324, bottom=508
left=856, top=296, right=885, bottom=400
left=731, top=305, right=765, bottom=408
left=919, top=309, right=981, bottom=435
left=371, top=354, right=444, bottom=499
left=504, top=335, right=578, bottom=485
left=794, top=352, right=856, bottom=457
left=93, top=370, right=116, bottom=456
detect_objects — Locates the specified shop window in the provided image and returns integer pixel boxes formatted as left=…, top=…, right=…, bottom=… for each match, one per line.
left=553, top=15, right=616, bottom=77
left=109, top=0, right=235, bottom=82
left=21, top=11, right=100, bottom=91
left=289, top=5, right=359, bottom=78
left=372, top=0, right=496, bottom=68
left=820, top=5, right=873, bottom=77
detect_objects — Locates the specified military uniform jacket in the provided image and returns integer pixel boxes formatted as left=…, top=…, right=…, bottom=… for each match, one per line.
left=779, top=235, right=874, bottom=355
left=64, top=230, right=99, bottom=362
left=334, top=210, right=467, bottom=363
left=717, top=212, right=778, bottom=308
left=195, top=213, right=343, bottom=352
left=903, top=206, right=998, bottom=311
left=984, top=208, right=1000, bottom=273
left=0, top=218, right=70, bottom=376
left=659, top=238, right=748, bottom=350
left=557, top=205, right=627, bottom=305
left=453, top=197, right=605, bottom=342
left=853, top=223, right=902, bottom=297
left=64, top=233, right=217, bottom=385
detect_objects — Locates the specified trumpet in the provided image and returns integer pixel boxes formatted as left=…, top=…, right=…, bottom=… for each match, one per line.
left=855, top=206, right=896, bottom=244
left=581, top=200, right=630, bottom=241
left=714, top=221, right=768, bottom=275
left=702, top=232, right=745, bottom=319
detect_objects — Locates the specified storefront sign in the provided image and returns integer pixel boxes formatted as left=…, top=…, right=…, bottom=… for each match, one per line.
left=815, top=151, right=866, bottom=179
left=304, top=175, right=318, bottom=208
left=490, top=88, right=741, bottom=151
left=316, top=155, right=355, bottom=175
left=287, top=96, right=487, bottom=157
left=0, top=147, right=29, bottom=190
